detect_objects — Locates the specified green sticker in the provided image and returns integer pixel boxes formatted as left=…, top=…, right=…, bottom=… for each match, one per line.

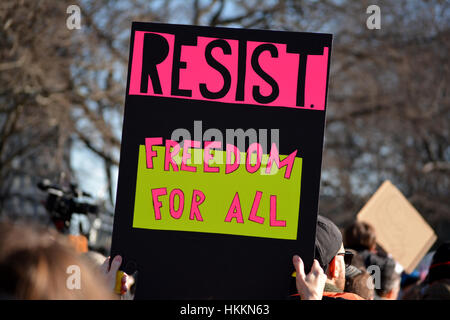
left=132, top=145, right=302, bottom=240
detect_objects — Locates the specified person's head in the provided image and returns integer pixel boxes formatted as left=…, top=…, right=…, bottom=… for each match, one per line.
left=422, top=279, right=450, bottom=300
left=83, top=250, right=108, bottom=268
left=427, top=242, right=450, bottom=284
left=344, top=251, right=374, bottom=299
left=345, top=271, right=375, bottom=300
left=344, top=221, right=377, bottom=252
left=379, top=258, right=401, bottom=300
left=315, top=215, right=347, bottom=291
left=399, top=282, right=422, bottom=300
left=361, top=251, right=400, bottom=300
left=0, top=221, right=115, bottom=299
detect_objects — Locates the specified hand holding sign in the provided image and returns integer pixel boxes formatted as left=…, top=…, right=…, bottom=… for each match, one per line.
left=293, top=255, right=326, bottom=300
left=100, top=255, right=129, bottom=295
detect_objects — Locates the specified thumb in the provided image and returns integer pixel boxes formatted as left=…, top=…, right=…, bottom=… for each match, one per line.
left=311, top=259, right=324, bottom=276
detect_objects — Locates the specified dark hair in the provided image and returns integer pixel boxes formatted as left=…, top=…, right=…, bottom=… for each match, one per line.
left=361, top=251, right=400, bottom=297
left=422, top=279, right=450, bottom=300
left=427, top=242, right=450, bottom=283
left=377, top=257, right=401, bottom=297
left=0, top=221, right=114, bottom=299
left=344, top=221, right=377, bottom=252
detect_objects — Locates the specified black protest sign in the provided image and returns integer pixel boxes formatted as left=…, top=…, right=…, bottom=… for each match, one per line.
left=111, top=22, right=332, bottom=299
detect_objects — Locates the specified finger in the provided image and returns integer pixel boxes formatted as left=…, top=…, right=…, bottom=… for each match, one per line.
left=121, top=274, right=128, bottom=293
left=109, top=255, right=122, bottom=275
left=292, top=255, right=306, bottom=279
left=311, top=259, right=324, bottom=276
left=100, top=256, right=110, bottom=274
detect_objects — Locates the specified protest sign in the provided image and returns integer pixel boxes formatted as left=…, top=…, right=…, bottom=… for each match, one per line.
left=357, top=180, right=437, bottom=274
left=111, top=22, right=332, bottom=299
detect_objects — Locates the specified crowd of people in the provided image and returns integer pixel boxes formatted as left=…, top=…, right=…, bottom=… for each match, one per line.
left=0, top=215, right=448, bottom=300
left=293, top=216, right=450, bottom=300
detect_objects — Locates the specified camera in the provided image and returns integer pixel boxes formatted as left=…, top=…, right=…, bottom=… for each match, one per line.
left=37, top=179, right=99, bottom=232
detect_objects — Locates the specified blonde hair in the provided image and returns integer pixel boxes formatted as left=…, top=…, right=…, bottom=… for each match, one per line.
left=0, top=221, right=115, bottom=300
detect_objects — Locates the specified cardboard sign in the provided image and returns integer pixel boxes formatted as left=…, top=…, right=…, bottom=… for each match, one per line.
left=357, top=180, right=437, bottom=274
left=111, top=22, right=332, bottom=299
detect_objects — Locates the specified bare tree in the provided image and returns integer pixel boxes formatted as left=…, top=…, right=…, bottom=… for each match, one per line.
left=1, top=0, right=448, bottom=241
left=0, top=0, right=75, bottom=220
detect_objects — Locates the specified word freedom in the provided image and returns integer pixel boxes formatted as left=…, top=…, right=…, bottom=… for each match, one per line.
left=145, top=138, right=296, bottom=177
